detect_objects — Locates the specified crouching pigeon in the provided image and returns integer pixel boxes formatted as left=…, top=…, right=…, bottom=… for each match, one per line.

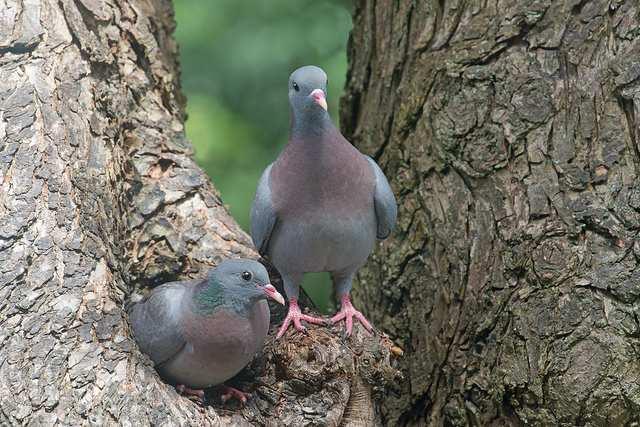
left=129, top=259, right=284, bottom=402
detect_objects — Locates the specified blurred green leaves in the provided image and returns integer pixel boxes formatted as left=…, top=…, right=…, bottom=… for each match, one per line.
left=174, top=0, right=352, bottom=312
left=186, top=94, right=267, bottom=226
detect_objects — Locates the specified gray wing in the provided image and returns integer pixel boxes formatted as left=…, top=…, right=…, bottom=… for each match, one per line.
left=365, top=156, right=398, bottom=239
left=250, top=163, right=278, bottom=254
left=128, top=281, right=192, bottom=366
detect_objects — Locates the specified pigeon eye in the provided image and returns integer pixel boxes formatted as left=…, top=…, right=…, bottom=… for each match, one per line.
left=292, top=82, right=300, bottom=92
left=241, top=271, right=252, bottom=281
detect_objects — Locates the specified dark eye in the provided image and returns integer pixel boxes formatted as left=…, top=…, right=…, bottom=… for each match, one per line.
left=292, top=82, right=300, bottom=92
left=241, top=271, right=252, bottom=281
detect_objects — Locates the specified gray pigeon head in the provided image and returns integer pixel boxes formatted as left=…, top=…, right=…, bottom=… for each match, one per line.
left=207, top=259, right=284, bottom=308
left=288, top=65, right=329, bottom=114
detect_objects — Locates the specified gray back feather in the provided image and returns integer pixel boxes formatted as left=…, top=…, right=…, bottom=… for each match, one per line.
left=129, top=280, right=193, bottom=366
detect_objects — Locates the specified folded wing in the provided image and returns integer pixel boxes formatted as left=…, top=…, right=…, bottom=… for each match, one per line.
left=250, top=163, right=278, bottom=254
left=129, top=281, right=192, bottom=366
left=365, top=156, right=398, bottom=239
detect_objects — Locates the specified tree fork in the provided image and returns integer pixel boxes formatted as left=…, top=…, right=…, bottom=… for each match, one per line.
left=0, top=0, right=398, bottom=424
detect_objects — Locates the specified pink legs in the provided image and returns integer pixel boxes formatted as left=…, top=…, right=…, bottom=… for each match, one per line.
left=276, top=295, right=374, bottom=338
left=220, top=386, right=250, bottom=404
left=176, top=384, right=249, bottom=405
left=276, top=298, right=325, bottom=339
left=330, top=294, right=373, bottom=336
left=176, top=384, right=205, bottom=402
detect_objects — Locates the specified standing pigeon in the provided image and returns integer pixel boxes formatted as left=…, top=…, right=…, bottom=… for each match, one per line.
left=250, top=65, right=397, bottom=339
left=129, top=259, right=284, bottom=402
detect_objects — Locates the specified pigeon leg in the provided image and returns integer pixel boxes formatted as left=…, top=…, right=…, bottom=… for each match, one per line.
left=220, top=386, right=250, bottom=404
left=176, top=384, right=205, bottom=402
left=330, top=294, right=373, bottom=336
left=276, top=299, right=325, bottom=339
left=330, top=271, right=373, bottom=336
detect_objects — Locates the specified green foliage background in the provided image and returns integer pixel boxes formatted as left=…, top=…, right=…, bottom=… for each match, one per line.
left=174, top=1, right=352, bottom=311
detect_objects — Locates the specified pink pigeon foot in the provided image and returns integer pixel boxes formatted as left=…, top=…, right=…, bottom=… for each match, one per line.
left=330, top=295, right=373, bottom=336
left=220, top=386, right=250, bottom=405
left=276, top=299, right=325, bottom=339
left=176, top=384, right=205, bottom=402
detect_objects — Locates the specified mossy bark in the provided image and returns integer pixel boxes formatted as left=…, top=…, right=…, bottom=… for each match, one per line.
left=342, top=1, right=640, bottom=425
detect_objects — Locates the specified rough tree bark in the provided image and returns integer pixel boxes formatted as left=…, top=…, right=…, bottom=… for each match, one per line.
left=342, top=0, right=640, bottom=425
left=0, top=1, right=397, bottom=425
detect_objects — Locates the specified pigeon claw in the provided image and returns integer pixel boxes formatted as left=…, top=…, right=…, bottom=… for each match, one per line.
left=176, top=384, right=205, bottom=402
left=220, top=386, right=249, bottom=405
left=276, top=299, right=325, bottom=339
left=331, top=295, right=373, bottom=336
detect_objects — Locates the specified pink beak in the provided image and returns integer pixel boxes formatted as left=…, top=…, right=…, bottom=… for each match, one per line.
left=263, top=284, right=285, bottom=305
left=310, top=89, right=328, bottom=111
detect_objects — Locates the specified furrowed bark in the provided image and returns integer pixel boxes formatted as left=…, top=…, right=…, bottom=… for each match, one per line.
left=0, top=0, right=397, bottom=425
left=342, top=1, right=640, bottom=425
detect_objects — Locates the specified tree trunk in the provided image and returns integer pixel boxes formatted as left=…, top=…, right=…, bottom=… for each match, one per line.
left=0, top=1, right=397, bottom=425
left=342, top=0, right=640, bottom=425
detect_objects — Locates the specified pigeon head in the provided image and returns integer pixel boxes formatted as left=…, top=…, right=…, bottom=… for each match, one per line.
left=288, top=66, right=329, bottom=126
left=196, top=259, right=284, bottom=314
